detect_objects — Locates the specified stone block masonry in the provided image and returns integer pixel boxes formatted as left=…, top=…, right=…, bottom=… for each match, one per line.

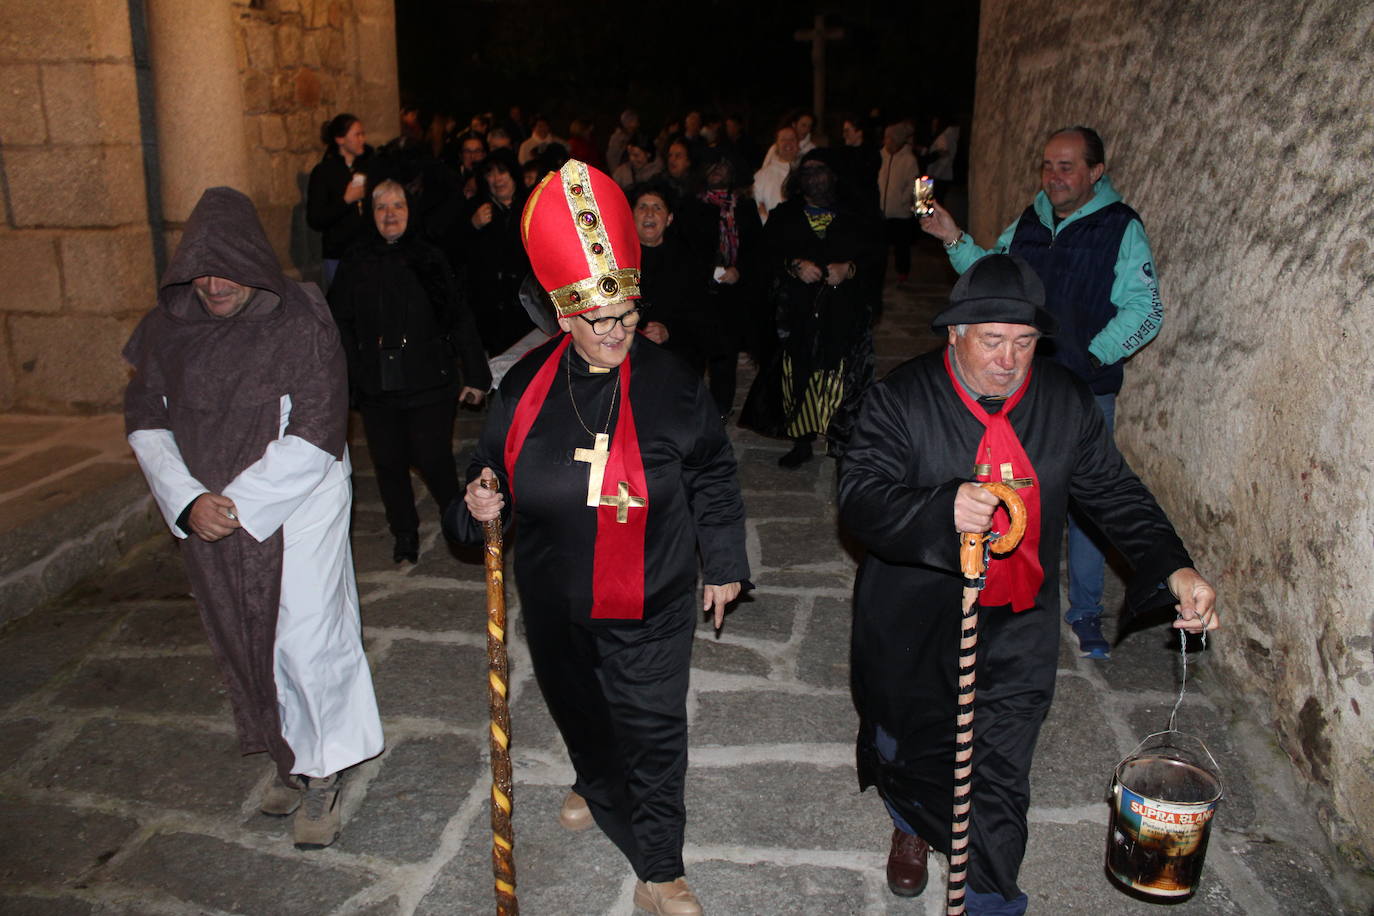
left=0, top=0, right=151, bottom=412
left=0, top=0, right=397, bottom=412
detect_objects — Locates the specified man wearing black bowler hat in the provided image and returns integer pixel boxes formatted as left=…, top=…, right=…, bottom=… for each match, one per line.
left=838, top=254, right=1217, bottom=914
left=920, top=127, right=1163, bottom=661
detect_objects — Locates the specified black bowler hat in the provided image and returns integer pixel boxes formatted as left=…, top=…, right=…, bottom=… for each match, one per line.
left=931, top=254, right=1058, bottom=335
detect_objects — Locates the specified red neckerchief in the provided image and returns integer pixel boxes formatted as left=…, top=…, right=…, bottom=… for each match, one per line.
left=505, top=334, right=649, bottom=621
left=943, top=350, right=1043, bottom=611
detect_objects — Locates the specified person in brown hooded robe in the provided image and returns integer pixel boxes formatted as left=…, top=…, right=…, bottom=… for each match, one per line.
left=123, top=187, right=384, bottom=850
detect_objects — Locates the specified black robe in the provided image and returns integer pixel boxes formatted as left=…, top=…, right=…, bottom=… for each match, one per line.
left=639, top=236, right=710, bottom=373
left=443, top=334, right=749, bottom=880
left=838, top=348, right=1191, bottom=901
left=447, top=333, right=748, bottom=622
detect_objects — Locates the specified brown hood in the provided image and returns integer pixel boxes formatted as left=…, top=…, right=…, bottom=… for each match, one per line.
left=159, top=186, right=289, bottom=321
left=124, top=186, right=348, bottom=472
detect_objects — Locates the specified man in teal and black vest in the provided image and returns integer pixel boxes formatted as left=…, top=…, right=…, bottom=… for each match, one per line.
left=918, top=126, right=1163, bottom=659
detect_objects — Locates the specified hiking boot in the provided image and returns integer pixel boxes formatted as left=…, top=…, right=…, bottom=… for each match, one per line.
left=1072, top=617, right=1111, bottom=659
left=260, top=774, right=304, bottom=817
left=293, top=773, right=342, bottom=850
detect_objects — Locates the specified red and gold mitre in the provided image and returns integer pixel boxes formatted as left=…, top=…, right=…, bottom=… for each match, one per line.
left=520, top=159, right=641, bottom=318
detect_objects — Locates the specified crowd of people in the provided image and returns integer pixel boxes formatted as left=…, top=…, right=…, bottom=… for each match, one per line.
left=121, top=99, right=1220, bottom=916
left=304, top=104, right=964, bottom=509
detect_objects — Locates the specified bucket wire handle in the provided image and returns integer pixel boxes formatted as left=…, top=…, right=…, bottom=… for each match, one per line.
left=1121, top=730, right=1225, bottom=799
left=1116, top=631, right=1222, bottom=797
left=1167, top=627, right=1206, bottom=732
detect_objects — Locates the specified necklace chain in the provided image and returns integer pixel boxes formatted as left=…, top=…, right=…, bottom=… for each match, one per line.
left=566, top=351, right=619, bottom=440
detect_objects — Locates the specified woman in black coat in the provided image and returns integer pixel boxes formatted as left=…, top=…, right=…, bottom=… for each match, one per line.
left=740, top=150, right=880, bottom=467
left=464, top=148, right=536, bottom=355
left=696, top=154, right=765, bottom=417
left=328, top=178, right=491, bottom=562
left=307, top=113, right=373, bottom=291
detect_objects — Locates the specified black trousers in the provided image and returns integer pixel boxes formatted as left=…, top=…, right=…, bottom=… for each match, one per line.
left=523, top=600, right=695, bottom=882
left=884, top=217, right=914, bottom=277
left=871, top=601, right=1059, bottom=902
left=706, top=352, right=737, bottom=415
left=359, top=399, right=459, bottom=537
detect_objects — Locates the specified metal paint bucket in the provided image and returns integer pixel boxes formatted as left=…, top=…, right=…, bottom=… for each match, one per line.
left=1106, top=731, right=1223, bottom=899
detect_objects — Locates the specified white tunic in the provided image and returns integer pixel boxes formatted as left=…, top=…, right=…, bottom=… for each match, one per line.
left=129, top=394, right=384, bottom=778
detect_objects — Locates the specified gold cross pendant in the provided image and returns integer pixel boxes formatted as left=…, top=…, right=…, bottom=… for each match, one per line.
left=599, top=480, right=647, bottom=523
left=973, top=462, right=1034, bottom=490
left=574, top=433, right=610, bottom=507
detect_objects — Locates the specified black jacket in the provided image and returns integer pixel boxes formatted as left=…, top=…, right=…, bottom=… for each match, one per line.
left=328, top=231, right=490, bottom=408
left=462, top=188, right=536, bottom=354
left=307, top=148, right=373, bottom=259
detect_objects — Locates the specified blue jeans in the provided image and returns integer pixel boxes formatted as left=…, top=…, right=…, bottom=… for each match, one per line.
left=967, top=888, right=1029, bottom=915
left=321, top=258, right=340, bottom=292
left=1065, top=392, right=1116, bottom=624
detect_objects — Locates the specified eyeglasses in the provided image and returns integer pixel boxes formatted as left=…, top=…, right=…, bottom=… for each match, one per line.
left=576, top=306, right=642, bottom=336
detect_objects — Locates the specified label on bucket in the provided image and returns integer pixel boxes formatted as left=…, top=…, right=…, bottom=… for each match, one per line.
left=1108, top=780, right=1218, bottom=897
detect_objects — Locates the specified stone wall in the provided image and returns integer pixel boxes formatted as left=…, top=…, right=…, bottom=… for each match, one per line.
left=0, top=0, right=155, bottom=413
left=233, top=0, right=397, bottom=278
left=0, top=0, right=397, bottom=413
left=972, top=0, right=1374, bottom=865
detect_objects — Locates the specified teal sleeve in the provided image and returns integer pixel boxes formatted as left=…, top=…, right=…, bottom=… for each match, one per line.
left=1088, top=220, right=1163, bottom=365
left=947, top=219, right=1018, bottom=274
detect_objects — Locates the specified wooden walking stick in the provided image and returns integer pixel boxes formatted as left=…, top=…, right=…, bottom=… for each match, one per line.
left=947, top=481, right=1027, bottom=916
left=480, top=476, right=518, bottom=916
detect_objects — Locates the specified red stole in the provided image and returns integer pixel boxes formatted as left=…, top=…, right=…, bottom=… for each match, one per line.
left=943, top=350, right=1043, bottom=611
left=504, top=335, right=649, bottom=621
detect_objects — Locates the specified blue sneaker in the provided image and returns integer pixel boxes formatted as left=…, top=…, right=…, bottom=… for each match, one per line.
left=1071, top=617, right=1110, bottom=659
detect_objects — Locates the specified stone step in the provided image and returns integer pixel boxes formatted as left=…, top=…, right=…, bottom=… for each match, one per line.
left=0, top=414, right=161, bottom=626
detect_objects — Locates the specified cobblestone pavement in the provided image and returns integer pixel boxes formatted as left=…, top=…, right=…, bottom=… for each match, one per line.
left=1, top=244, right=1368, bottom=915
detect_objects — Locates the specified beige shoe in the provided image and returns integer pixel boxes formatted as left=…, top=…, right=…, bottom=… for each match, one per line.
left=292, top=773, right=342, bottom=850
left=260, top=775, right=304, bottom=817
left=634, top=877, right=703, bottom=916
left=558, top=789, right=594, bottom=832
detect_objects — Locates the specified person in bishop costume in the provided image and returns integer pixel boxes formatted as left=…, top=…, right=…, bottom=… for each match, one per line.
left=123, top=187, right=384, bottom=850
left=837, top=254, right=1218, bottom=915
left=444, top=160, right=749, bottom=916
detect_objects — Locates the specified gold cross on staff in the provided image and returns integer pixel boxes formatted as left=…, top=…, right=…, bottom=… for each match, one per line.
left=574, top=433, right=610, bottom=507
left=599, top=480, right=647, bottom=523
left=973, top=462, right=1035, bottom=489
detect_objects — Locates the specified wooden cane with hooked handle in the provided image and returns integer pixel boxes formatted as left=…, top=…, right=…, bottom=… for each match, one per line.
left=947, top=481, right=1027, bottom=916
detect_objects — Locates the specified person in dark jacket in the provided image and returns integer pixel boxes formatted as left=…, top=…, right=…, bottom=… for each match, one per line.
left=465, top=148, right=537, bottom=355
left=695, top=154, right=764, bottom=417
left=918, top=126, right=1165, bottom=660
left=307, top=113, right=373, bottom=291
left=631, top=182, right=709, bottom=376
left=741, top=150, right=880, bottom=467
left=328, top=178, right=490, bottom=563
